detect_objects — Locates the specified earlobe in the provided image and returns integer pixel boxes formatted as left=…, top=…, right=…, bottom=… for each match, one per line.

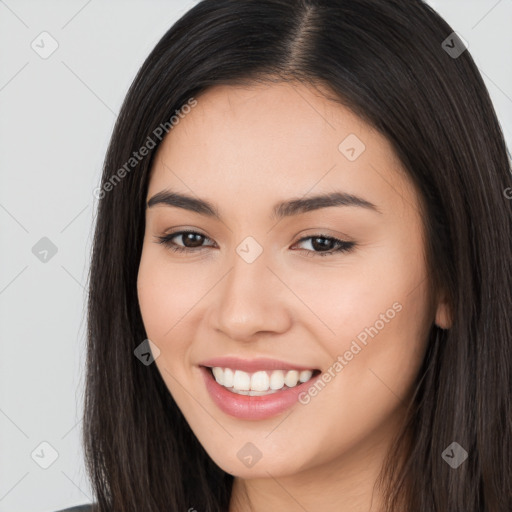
left=434, top=290, right=452, bottom=329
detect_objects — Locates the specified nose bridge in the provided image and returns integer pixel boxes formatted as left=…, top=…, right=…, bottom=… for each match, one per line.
left=212, top=235, right=291, bottom=339
left=227, top=237, right=268, bottom=300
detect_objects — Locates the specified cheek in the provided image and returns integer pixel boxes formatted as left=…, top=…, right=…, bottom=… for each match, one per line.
left=137, top=253, right=202, bottom=407
left=137, top=248, right=199, bottom=356
left=287, top=250, right=428, bottom=342
left=290, top=232, right=432, bottom=390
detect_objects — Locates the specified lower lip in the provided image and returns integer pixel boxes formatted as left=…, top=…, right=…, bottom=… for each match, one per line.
left=200, top=366, right=321, bottom=420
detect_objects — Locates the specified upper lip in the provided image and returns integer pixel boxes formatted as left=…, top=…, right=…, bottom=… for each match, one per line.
left=199, top=356, right=318, bottom=373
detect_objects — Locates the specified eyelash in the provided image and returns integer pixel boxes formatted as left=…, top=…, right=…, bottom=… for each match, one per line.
left=155, top=230, right=355, bottom=257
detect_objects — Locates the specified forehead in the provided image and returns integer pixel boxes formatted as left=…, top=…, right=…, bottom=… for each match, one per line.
left=147, top=82, right=420, bottom=220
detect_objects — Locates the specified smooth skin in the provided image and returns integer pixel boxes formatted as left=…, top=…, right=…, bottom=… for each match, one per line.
left=137, top=81, right=451, bottom=512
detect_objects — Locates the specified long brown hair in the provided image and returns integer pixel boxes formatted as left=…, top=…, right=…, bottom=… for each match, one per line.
left=84, top=1, right=512, bottom=510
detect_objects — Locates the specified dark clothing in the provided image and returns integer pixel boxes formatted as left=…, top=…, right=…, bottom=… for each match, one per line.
left=55, top=506, right=94, bottom=512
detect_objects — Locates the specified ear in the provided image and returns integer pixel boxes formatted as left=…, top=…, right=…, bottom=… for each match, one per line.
left=434, top=289, right=452, bottom=329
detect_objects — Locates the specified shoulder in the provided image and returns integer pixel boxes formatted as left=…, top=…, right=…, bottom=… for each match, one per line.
left=54, top=505, right=95, bottom=512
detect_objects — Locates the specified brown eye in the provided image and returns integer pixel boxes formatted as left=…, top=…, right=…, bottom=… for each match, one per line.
left=155, top=231, right=355, bottom=257
left=293, top=235, right=355, bottom=257
left=179, top=232, right=206, bottom=248
left=156, top=231, right=215, bottom=253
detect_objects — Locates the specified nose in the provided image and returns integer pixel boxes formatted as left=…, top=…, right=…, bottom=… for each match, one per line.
left=210, top=246, right=293, bottom=342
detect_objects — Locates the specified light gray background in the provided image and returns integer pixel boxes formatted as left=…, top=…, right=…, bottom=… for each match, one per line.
left=0, top=1, right=510, bottom=511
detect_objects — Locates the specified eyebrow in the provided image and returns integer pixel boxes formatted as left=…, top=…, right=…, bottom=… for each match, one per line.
left=146, top=189, right=381, bottom=219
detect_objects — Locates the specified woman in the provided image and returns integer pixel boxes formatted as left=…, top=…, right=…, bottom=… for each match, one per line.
left=62, top=0, right=512, bottom=510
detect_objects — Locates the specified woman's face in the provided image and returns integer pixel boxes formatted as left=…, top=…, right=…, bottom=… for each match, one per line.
left=137, top=82, right=450, bottom=479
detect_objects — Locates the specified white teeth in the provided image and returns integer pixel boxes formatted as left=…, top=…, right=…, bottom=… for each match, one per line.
left=284, top=370, right=299, bottom=387
left=212, top=367, right=224, bottom=385
left=299, top=370, right=313, bottom=382
left=270, top=370, right=285, bottom=390
left=233, top=370, right=251, bottom=390
left=210, top=367, right=316, bottom=394
left=251, top=371, right=270, bottom=391
left=223, top=367, right=234, bottom=388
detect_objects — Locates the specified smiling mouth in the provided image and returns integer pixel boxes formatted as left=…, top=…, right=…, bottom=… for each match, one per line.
left=203, top=366, right=322, bottom=396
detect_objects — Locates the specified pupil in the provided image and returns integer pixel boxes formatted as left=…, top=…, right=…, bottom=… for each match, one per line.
left=312, top=237, right=331, bottom=251
left=185, top=233, right=203, bottom=247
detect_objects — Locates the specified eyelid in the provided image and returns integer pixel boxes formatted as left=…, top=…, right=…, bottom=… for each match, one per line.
left=294, top=227, right=353, bottom=241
